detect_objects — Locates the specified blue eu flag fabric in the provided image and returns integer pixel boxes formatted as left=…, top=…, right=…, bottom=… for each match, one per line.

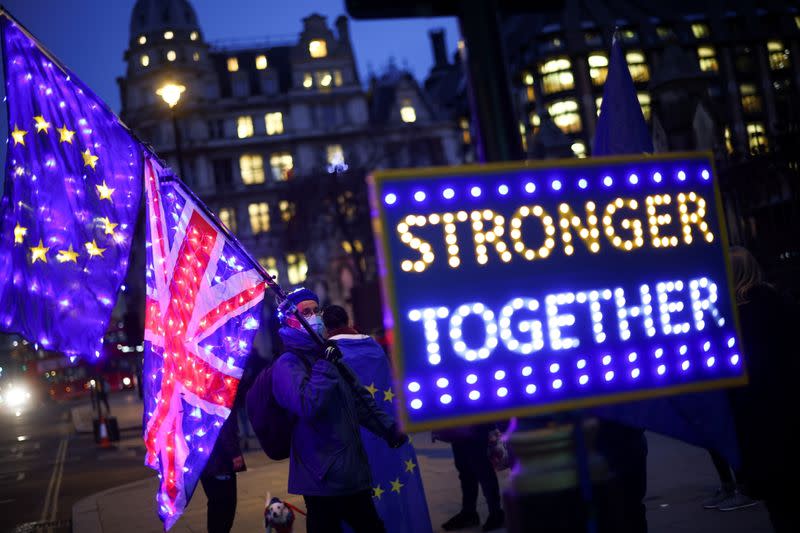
left=592, top=33, right=740, bottom=466
left=0, top=15, right=143, bottom=360
left=337, top=334, right=434, bottom=533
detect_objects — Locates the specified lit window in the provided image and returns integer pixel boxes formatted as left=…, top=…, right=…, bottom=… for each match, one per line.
left=265, top=112, right=284, bottom=135
left=595, top=97, right=603, bottom=116
left=691, top=24, right=710, bottom=39
left=237, top=116, right=254, bottom=138
left=270, top=153, right=293, bottom=181
left=768, top=41, right=790, bottom=70
left=529, top=112, right=541, bottom=134
left=309, top=39, right=328, bottom=58
left=287, top=253, right=308, bottom=285
left=333, top=70, right=343, bottom=87
left=460, top=117, right=471, bottom=144
left=259, top=257, right=279, bottom=281
left=342, top=241, right=353, bottom=254
left=571, top=141, right=587, bottom=158
left=140, top=54, right=149, bottom=67
left=240, top=154, right=265, bottom=185
left=167, top=50, right=176, bottom=62
left=625, top=51, right=650, bottom=83
left=523, top=72, right=534, bottom=85
left=218, top=208, right=237, bottom=233
left=279, top=201, right=295, bottom=222
left=796, top=16, right=800, bottom=30
left=190, top=31, right=198, bottom=41
left=164, top=31, right=174, bottom=40
left=588, top=53, right=608, bottom=86
left=303, top=73, right=313, bottom=89
left=656, top=26, right=674, bottom=39
left=248, top=202, right=270, bottom=234
left=316, top=71, right=333, bottom=89
left=138, top=35, right=147, bottom=45
left=327, top=144, right=345, bottom=166
left=740, top=84, right=762, bottom=114
left=746, top=122, right=767, bottom=153
left=637, top=92, right=651, bottom=121
left=539, top=57, right=574, bottom=94
left=256, top=55, right=268, bottom=70
left=620, top=29, right=638, bottom=42
left=193, top=52, right=200, bottom=62
left=724, top=127, right=734, bottom=155
left=227, top=57, right=239, bottom=72
left=519, top=122, right=528, bottom=152
left=697, top=46, right=718, bottom=72
left=547, top=99, right=582, bottom=133
left=400, top=100, right=417, bottom=123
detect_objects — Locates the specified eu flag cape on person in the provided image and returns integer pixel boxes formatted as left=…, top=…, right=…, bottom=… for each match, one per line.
left=592, top=33, right=740, bottom=466
left=0, top=13, right=143, bottom=359
left=335, top=333, right=434, bottom=533
left=142, top=157, right=266, bottom=530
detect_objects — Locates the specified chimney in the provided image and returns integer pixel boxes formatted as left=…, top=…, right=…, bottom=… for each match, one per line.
left=429, top=28, right=448, bottom=68
left=336, top=15, right=350, bottom=44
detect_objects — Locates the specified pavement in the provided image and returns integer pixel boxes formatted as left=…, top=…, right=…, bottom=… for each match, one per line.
left=69, top=394, right=777, bottom=533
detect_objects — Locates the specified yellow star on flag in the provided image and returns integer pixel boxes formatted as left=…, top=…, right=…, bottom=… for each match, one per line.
left=390, top=478, right=404, bottom=493
left=82, top=149, right=99, bottom=169
left=383, top=388, right=395, bottom=402
left=57, top=125, right=75, bottom=144
left=95, top=181, right=115, bottom=201
left=372, top=485, right=384, bottom=500
left=365, top=383, right=378, bottom=398
left=11, top=124, right=27, bottom=146
left=30, top=239, right=49, bottom=263
left=13, top=222, right=27, bottom=244
left=85, top=240, right=106, bottom=258
left=57, top=244, right=79, bottom=263
left=99, top=217, right=118, bottom=236
left=33, top=116, right=51, bottom=134
left=404, top=459, right=417, bottom=473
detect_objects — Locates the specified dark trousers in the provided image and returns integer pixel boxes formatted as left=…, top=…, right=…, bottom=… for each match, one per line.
left=452, top=434, right=501, bottom=514
left=708, top=449, right=736, bottom=486
left=596, top=422, right=648, bottom=533
left=201, top=474, right=237, bottom=533
left=303, top=490, right=386, bottom=533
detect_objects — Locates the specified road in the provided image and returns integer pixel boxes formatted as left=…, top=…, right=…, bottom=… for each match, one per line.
left=0, top=393, right=150, bottom=533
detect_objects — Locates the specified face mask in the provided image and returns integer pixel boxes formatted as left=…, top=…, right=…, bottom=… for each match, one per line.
left=305, top=314, right=325, bottom=338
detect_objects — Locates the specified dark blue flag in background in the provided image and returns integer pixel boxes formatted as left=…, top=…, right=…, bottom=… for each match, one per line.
left=0, top=14, right=143, bottom=359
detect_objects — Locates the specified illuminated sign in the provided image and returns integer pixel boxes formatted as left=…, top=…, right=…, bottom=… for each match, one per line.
left=369, top=153, right=745, bottom=432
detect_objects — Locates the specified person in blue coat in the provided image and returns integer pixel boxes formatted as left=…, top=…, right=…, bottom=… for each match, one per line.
left=322, top=305, right=434, bottom=533
left=271, top=288, right=408, bottom=533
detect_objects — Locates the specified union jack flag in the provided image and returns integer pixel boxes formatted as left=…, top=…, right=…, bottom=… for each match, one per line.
left=142, top=157, right=265, bottom=529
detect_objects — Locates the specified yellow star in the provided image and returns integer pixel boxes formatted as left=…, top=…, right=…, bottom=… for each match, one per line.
left=390, top=478, right=404, bottom=493
left=33, top=116, right=51, bottom=134
left=30, top=239, right=49, bottom=263
left=404, top=459, right=417, bottom=473
left=13, top=222, right=27, bottom=244
left=11, top=124, right=27, bottom=146
left=365, top=383, right=377, bottom=398
left=383, top=388, right=395, bottom=402
left=85, top=240, right=106, bottom=258
left=56, top=244, right=79, bottom=263
left=82, top=149, right=99, bottom=169
left=99, top=217, right=118, bottom=236
left=372, top=485, right=384, bottom=500
left=95, top=181, right=115, bottom=201
left=57, top=125, right=75, bottom=144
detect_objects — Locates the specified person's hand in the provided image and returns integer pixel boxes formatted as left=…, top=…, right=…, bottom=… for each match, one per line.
left=323, top=341, right=343, bottom=364
left=387, top=424, right=409, bottom=448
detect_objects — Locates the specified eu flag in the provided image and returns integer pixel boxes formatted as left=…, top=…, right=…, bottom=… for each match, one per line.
left=336, top=334, right=434, bottom=533
left=0, top=14, right=143, bottom=359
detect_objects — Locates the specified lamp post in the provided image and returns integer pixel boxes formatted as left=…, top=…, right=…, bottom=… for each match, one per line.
left=156, top=82, right=187, bottom=179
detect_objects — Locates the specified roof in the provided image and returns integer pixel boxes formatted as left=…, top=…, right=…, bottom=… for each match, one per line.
left=130, top=0, right=200, bottom=36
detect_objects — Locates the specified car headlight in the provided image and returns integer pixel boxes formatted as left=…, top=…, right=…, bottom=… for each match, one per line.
left=5, top=386, right=29, bottom=407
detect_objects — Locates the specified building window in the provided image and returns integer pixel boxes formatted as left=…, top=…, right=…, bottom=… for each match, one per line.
left=258, top=257, right=279, bottom=281
left=287, top=253, right=308, bottom=285
left=248, top=203, right=270, bottom=234
left=270, top=153, right=293, bottom=181
left=279, top=200, right=295, bottom=222
left=539, top=57, right=574, bottom=94
left=256, top=55, right=268, bottom=70
left=637, top=92, right=651, bottom=121
left=691, top=23, right=710, bottom=39
left=767, top=41, right=790, bottom=70
left=193, top=52, right=200, bottom=62
left=548, top=99, right=582, bottom=133
left=740, top=84, right=762, bottom=114
left=656, top=26, right=674, bottom=39
left=571, top=141, right=587, bottom=158
left=166, top=50, right=176, bottom=62
left=724, top=127, right=734, bottom=155
left=460, top=117, right=471, bottom=144
left=333, top=70, right=344, bottom=87
left=796, top=15, right=800, bottom=29
left=218, top=207, right=237, bottom=233
left=519, top=122, right=528, bottom=152
left=400, top=100, right=417, bottom=123
left=625, top=51, right=650, bottom=83
left=237, top=116, right=254, bottom=138
left=619, top=29, right=638, bottom=42
left=316, top=71, right=333, bottom=90
left=326, top=144, right=345, bottom=167
left=588, top=53, right=608, bottom=86
left=309, top=39, right=327, bottom=58
left=138, top=35, right=147, bottom=45
left=227, top=57, right=239, bottom=72
left=746, top=123, right=767, bottom=153
left=697, top=46, right=718, bottom=72
left=303, top=73, right=313, bottom=89
left=584, top=32, right=602, bottom=46
left=529, top=112, right=541, bottom=134
left=164, top=30, right=174, bottom=40
left=212, top=158, right=233, bottom=188
left=190, top=31, right=198, bottom=41
left=140, top=54, right=149, bottom=67
left=240, top=154, right=265, bottom=185
left=265, top=112, right=284, bottom=135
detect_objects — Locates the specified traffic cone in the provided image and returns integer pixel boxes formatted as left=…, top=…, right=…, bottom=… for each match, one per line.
left=98, top=414, right=111, bottom=449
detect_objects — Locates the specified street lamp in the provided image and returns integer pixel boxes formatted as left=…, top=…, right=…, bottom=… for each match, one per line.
left=156, top=82, right=187, bottom=179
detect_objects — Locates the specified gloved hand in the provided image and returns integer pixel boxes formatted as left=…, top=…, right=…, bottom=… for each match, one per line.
left=323, top=341, right=343, bottom=364
left=386, top=423, right=409, bottom=448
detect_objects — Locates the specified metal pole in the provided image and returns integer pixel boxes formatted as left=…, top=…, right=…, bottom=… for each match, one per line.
left=171, top=108, right=187, bottom=181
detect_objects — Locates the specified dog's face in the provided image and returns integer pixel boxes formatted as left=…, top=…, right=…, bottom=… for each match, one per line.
left=267, top=501, right=291, bottom=524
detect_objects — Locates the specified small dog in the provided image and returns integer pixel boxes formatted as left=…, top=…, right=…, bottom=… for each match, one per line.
left=264, top=492, right=295, bottom=533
